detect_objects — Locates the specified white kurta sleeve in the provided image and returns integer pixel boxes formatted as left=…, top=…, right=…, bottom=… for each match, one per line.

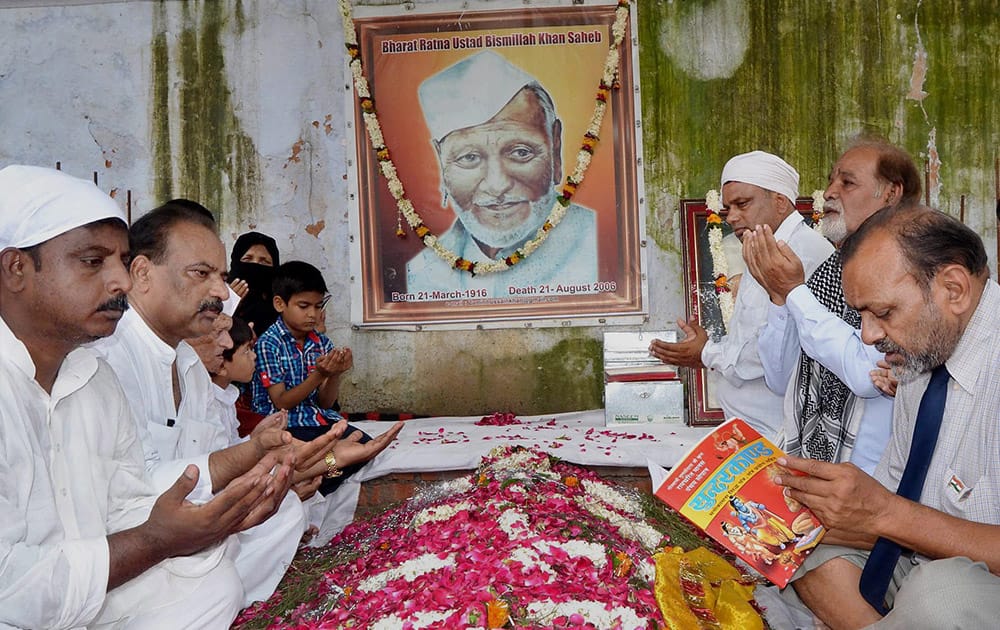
left=785, top=284, right=884, bottom=397
left=757, top=302, right=802, bottom=395
left=0, top=532, right=111, bottom=629
left=0, top=437, right=110, bottom=630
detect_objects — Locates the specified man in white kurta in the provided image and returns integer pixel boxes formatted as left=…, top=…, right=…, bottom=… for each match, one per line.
left=702, top=208, right=832, bottom=435
left=650, top=151, right=833, bottom=437
left=0, top=165, right=245, bottom=629
left=747, top=139, right=919, bottom=474
left=0, top=321, right=242, bottom=629
left=94, top=205, right=304, bottom=607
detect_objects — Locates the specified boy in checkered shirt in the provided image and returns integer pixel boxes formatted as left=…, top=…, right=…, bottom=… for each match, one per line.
left=250, top=261, right=402, bottom=494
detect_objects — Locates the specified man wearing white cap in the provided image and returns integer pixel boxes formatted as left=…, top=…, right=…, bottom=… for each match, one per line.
left=650, top=151, right=833, bottom=437
left=405, top=50, right=598, bottom=297
left=0, top=165, right=287, bottom=628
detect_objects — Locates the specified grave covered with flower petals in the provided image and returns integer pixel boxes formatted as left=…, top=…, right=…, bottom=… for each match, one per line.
left=233, top=445, right=765, bottom=629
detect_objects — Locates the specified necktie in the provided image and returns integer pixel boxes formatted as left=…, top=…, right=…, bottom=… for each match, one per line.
left=858, top=364, right=950, bottom=615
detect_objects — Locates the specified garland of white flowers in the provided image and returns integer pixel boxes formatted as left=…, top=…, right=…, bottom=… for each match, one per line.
left=704, top=190, right=736, bottom=329
left=705, top=189, right=826, bottom=332
left=339, top=0, right=632, bottom=275
left=811, top=189, right=826, bottom=235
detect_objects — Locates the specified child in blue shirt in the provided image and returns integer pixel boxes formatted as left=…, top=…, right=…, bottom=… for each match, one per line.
left=250, top=261, right=402, bottom=494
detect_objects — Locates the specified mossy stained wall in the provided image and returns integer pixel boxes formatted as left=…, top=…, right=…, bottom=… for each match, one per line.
left=1, top=0, right=996, bottom=416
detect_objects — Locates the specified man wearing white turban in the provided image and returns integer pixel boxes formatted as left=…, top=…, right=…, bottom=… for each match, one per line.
left=405, top=50, right=598, bottom=298
left=650, top=151, right=834, bottom=437
left=0, top=165, right=288, bottom=628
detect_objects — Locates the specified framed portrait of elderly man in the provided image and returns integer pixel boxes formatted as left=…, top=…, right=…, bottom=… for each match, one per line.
left=346, top=1, right=647, bottom=328
left=681, top=197, right=821, bottom=425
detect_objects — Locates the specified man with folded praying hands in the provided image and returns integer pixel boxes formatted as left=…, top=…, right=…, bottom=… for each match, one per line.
left=650, top=151, right=833, bottom=437
left=0, top=165, right=280, bottom=628
left=778, top=204, right=1000, bottom=628
left=92, top=200, right=339, bottom=607
left=745, top=137, right=920, bottom=475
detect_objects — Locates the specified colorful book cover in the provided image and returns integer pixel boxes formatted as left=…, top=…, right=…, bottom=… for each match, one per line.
left=649, top=418, right=825, bottom=587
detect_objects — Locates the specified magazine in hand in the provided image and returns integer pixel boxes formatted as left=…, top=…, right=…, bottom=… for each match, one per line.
left=649, top=417, right=825, bottom=587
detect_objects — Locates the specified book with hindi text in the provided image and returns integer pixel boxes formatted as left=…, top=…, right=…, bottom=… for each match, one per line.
left=648, top=418, right=825, bottom=587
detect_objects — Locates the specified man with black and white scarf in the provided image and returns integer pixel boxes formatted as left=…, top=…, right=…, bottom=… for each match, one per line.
left=743, top=137, right=921, bottom=473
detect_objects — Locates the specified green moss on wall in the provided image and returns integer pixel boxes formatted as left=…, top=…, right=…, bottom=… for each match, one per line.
left=638, top=0, right=1000, bottom=242
left=151, top=4, right=172, bottom=203
left=149, top=0, right=261, bottom=220
left=529, top=335, right=603, bottom=413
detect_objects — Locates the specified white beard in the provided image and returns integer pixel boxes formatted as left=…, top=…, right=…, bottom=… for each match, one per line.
left=454, top=188, right=557, bottom=252
left=823, top=200, right=848, bottom=244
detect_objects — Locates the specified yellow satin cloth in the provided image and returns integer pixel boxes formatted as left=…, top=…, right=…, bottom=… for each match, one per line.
left=653, top=547, right=763, bottom=630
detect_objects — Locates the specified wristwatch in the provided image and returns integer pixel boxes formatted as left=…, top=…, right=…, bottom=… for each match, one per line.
left=324, top=451, right=343, bottom=479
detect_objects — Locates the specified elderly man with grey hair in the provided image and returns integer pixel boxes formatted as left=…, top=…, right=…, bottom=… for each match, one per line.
left=405, top=50, right=598, bottom=297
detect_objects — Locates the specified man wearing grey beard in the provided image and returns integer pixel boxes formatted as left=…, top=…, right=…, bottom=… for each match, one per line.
left=779, top=204, right=1000, bottom=628
left=743, top=137, right=921, bottom=474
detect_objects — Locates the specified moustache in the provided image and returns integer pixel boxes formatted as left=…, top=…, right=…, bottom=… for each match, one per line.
left=198, top=298, right=224, bottom=315
left=875, top=338, right=904, bottom=355
left=823, top=199, right=842, bottom=213
left=97, top=294, right=130, bottom=313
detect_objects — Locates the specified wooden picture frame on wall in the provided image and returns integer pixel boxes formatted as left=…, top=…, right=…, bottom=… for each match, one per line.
left=679, top=198, right=820, bottom=426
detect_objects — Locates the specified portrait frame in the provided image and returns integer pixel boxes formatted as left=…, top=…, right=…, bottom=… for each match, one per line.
left=680, top=198, right=820, bottom=426
left=346, top=1, right=647, bottom=329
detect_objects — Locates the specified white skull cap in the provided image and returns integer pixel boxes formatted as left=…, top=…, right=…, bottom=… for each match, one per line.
left=721, top=150, right=799, bottom=205
left=0, top=164, right=125, bottom=250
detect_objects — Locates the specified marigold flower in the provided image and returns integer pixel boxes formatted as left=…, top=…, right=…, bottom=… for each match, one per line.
left=613, top=551, right=633, bottom=578
left=414, top=224, right=430, bottom=238
left=486, top=598, right=510, bottom=628
left=714, top=275, right=728, bottom=288
left=395, top=227, right=406, bottom=238
left=564, top=475, right=580, bottom=487
left=706, top=213, right=723, bottom=225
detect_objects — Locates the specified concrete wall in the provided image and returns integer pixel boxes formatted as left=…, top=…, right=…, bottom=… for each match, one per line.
left=2, top=0, right=997, bottom=416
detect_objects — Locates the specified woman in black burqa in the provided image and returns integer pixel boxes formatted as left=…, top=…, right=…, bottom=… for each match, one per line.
left=229, top=231, right=281, bottom=334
